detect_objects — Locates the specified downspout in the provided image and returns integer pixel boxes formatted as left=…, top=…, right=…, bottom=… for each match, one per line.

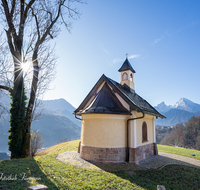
left=126, top=110, right=145, bottom=162
left=75, top=113, right=82, bottom=153
left=75, top=113, right=82, bottom=121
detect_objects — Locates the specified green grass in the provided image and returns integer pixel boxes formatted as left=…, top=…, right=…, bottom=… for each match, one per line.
left=0, top=141, right=200, bottom=190
left=158, top=144, right=200, bottom=160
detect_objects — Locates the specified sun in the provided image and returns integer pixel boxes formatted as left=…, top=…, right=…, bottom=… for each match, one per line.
left=21, top=61, right=32, bottom=73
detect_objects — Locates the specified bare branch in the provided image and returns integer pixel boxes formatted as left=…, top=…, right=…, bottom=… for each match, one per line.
left=1, top=0, right=18, bottom=48
left=62, top=4, right=80, bottom=17
left=5, top=29, right=14, bottom=54
left=30, top=130, right=44, bottom=156
left=36, top=2, right=63, bottom=48
left=0, top=84, right=13, bottom=95
left=29, top=6, right=40, bottom=39
left=0, top=103, right=9, bottom=129
left=18, top=0, right=25, bottom=40
left=24, top=0, right=35, bottom=20
left=10, top=0, right=16, bottom=19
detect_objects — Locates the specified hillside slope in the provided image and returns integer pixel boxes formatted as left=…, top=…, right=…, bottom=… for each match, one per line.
left=0, top=113, right=80, bottom=151
left=0, top=97, right=81, bottom=152
left=0, top=141, right=199, bottom=190
left=31, top=114, right=80, bottom=147
left=155, top=108, right=200, bottom=126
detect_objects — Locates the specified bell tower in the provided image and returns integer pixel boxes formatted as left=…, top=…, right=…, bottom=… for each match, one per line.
left=118, top=56, right=136, bottom=91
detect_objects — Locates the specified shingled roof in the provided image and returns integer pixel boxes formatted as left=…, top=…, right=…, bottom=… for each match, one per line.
left=118, top=58, right=136, bottom=73
left=74, top=74, right=165, bottom=119
left=107, top=77, right=165, bottom=118
left=79, top=83, right=131, bottom=115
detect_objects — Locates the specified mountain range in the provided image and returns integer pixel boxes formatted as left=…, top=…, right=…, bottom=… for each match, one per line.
left=1, top=95, right=200, bottom=152
left=154, top=98, right=200, bottom=126
left=0, top=96, right=81, bottom=152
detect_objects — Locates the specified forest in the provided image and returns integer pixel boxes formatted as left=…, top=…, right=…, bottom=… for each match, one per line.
left=156, top=115, right=200, bottom=150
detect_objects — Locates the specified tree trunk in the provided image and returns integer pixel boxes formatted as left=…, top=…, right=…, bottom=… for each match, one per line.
left=23, top=53, right=39, bottom=157
left=8, top=51, right=27, bottom=159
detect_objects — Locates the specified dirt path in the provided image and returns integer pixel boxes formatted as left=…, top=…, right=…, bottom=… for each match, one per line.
left=138, top=152, right=200, bottom=169
left=56, top=151, right=200, bottom=171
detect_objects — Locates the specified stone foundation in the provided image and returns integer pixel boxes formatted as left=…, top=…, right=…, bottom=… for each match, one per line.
left=80, top=143, right=157, bottom=164
left=129, top=143, right=157, bottom=164
left=80, top=144, right=126, bottom=163
left=78, top=141, right=81, bottom=153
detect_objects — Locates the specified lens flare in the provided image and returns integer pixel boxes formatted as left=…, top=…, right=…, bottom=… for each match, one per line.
left=21, top=61, right=31, bottom=73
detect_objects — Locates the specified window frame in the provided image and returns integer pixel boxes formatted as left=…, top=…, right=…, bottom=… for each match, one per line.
left=130, top=73, right=133, bottom=82
left=122, top=72, right=128, bottom=81
left=142, top=121, right=148, bottom=143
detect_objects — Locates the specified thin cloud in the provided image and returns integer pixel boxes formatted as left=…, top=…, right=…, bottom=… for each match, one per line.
left=154, top=38, right=162, bottom=44
left=176, top=26, right=185, bottom=33
left=189, top=21, right=199, bottom=27
left=102, top=48, right=110, bottom=55
left=112, top=58, right=124, bottom=64
left=128, top=54, right=140, bottom=59
left=176, top=21, right=199, bottom=33
left=153, top=35, right=165, bottom=46
left=112, top=54, right=140, bottom=64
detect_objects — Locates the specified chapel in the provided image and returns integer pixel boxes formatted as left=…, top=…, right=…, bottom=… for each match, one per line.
left=74, top=57, right=165, bottom=164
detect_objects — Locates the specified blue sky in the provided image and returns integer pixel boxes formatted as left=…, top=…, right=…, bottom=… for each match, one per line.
left=44, top=0, right=200, bottom=108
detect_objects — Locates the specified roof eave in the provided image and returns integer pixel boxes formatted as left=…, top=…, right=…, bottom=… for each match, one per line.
left=78, top=112, right=132, bottom=116
left=107, top=78, right=142, bottom=112
left=118, top=68, right=136, bottom=73
left=74, top=74, right=166, bottom=119
left=142, top=110, right=166, bottom=119
left=74, top=74, right=107, bottom=114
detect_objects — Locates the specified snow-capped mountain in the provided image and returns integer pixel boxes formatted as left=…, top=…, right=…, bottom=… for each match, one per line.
left=173, top=97, right=200, bottom=112
left=154, top=101, right=171, bottom=113
left=155, top=97, right=200, bottom=113
left=155, top=98, right=200, bottom=126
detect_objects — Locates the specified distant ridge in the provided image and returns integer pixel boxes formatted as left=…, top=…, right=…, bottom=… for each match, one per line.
left=42, top=98, right=76, bottom=114
left=0, top=97, right=81, bottom=152
left=31, top=113, right=80, bottom=147
left=41, top=98, right=81, bottom=126
left=155, top=98, right=200, bottom=126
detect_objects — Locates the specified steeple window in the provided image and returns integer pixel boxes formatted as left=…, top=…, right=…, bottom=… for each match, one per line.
left=130, top=73, right=133, bottom=82
left=122, top=72, right=128, bottom=81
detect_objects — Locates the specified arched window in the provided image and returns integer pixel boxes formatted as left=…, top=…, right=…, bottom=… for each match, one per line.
left=130, top=73, right=133, bottom=82
left=142, top=121, right=148, bottom=142
left=122, top=72, right=128, bottom=81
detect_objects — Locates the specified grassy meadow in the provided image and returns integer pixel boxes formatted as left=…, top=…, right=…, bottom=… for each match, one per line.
left=158, top=144, right=200, bottom=160
left=0, top=140, right=199, bottom=190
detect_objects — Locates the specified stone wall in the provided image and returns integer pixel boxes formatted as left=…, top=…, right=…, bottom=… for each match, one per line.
left=80, top=144, right=126, bottom=163
left=80, top=143, right=157, bottom=164
left=129, top=143, right=157, bottom=164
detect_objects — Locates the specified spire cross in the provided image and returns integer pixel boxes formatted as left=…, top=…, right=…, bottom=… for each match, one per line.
left=126, top=53, right=128, bottom=58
